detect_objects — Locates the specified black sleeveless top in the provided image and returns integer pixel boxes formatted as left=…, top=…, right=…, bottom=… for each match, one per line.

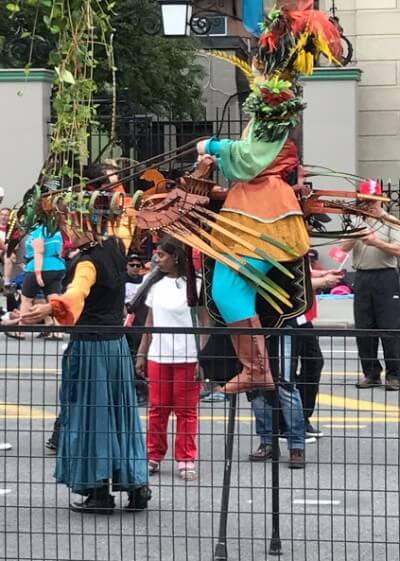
left=67, top=238, right=126, bottom=340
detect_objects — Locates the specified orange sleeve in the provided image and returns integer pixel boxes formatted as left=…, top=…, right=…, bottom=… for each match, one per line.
left=49, top=261, right=96, bottom=325
left=107, top=197, right=136, bottom=254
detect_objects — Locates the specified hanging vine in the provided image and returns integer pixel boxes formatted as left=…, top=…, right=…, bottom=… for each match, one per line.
left=6, top=0, right=115, bottom=184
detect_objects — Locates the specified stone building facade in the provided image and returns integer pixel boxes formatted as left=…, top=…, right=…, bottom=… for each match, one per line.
left=321, top=0, right=400, bottom=180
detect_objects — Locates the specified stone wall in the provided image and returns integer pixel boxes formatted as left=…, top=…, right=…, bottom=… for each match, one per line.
left=0, top=69, right=52, bottom=207
left=321, top=0, right=400, bottom=181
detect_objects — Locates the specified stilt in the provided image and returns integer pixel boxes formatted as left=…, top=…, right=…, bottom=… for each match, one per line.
left=213, top=393, right=237, bottom=561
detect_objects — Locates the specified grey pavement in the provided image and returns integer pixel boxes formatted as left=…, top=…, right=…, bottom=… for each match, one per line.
left=315, top=295, right=354, bottom=328
left=1, top=324, right=400, bottom=561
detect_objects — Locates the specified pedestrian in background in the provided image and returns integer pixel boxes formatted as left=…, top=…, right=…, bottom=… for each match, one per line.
left=136, top=237, right=202, bottom=481
left=341, top=187, right=400, bottom=391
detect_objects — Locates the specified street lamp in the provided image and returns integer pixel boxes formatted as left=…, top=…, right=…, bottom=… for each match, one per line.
left=158, top=0, right=244, bottom=37
left=159, top=1, right=193, bottom=36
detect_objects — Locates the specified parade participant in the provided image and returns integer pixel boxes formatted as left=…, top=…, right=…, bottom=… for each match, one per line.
left=197, top=128, right=309, bottom=394
left=196, top=1, right=342, bottom=394
left=22, top=228, right=150, bottom=514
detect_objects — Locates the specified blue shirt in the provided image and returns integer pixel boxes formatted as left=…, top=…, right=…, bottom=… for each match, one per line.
left=25, top=225, right=65, bottom=273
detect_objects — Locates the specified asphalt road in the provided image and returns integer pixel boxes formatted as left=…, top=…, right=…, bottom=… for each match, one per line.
left=1, top=333, right=399, bottom=561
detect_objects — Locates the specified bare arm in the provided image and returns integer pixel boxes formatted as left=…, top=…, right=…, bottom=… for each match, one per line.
left=137, top=309, right=153, bottom=356
left=135, top=309, right=153, bottom=378
left=340, top=239, right=357, bottom=252
left=311, top=271, right=343, bottom=291
left=22, top=261, right=96, bottom=325
left=198, top=306, right=212, bottom=349
left=32, top=238, right=45, bottom=286
left=362, top=232, right=400, bottom=256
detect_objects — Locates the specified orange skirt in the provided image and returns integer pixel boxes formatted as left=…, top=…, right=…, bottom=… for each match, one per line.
left=214, top=211, right=309, bottom=262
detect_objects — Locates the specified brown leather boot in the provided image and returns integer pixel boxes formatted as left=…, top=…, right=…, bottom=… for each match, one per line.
left=223, top=316, right=275, bottom=394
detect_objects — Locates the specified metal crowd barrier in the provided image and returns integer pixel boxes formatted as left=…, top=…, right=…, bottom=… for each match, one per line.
left=1, top=325, right=399, bottom=561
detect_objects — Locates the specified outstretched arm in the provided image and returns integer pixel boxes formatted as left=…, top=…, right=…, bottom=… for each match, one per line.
left=196, top=122, right=287, bottom=182
left=22, top=261, right=96, bottom=325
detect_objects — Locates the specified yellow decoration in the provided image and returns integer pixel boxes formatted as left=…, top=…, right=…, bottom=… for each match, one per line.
left=291, top=29, right=341, bottom=77
left=199, top=49, right=255, bottom=88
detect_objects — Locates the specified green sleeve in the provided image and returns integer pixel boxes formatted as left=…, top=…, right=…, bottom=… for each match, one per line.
left=217, top=122, right=287, bottom=182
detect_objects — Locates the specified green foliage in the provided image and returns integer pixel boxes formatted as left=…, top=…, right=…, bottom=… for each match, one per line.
left=243, top=89, right=306, bottom=142
left=107, top=0, right=204, bottom=118
left=0, top=0, right=205, bottom=118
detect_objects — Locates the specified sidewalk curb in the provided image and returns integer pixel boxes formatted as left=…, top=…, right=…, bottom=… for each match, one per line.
left=314, top=320, right=355, bottom=329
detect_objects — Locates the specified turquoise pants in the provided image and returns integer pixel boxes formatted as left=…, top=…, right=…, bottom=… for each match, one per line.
left=211, top=258, right=273, bottom=323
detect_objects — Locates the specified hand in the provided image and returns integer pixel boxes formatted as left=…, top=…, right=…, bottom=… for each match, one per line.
left=324, top=272, right=343, bottom=289
left=367, top=202, right=385, bottom=219
left=324, top=269, right=344, bottom=277
left=196, top=153, right=216, bottom=165
left=194, top=363, right=204, bottom=382
left=135, top=355, right=147, bottom=379
left=196, top=140, right=207, bottom=155
left=35, top=272, right=45, bottom=288
left=21, top=303, right=52, bottom=324
left=361, top=231, right=380, bottom=247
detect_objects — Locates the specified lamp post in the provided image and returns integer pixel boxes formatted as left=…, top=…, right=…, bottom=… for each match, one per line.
left=159, top=0, right=193, bottom=36
left=159, top=0, right=244, bottom=37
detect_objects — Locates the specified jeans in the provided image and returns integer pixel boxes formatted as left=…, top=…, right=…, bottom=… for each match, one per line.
left=250, top=331, right=305, bottom=450
left=251, top=388, right=305, bottom=450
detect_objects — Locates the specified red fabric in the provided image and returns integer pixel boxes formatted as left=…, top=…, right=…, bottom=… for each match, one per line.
left=147, top=361, right=201, bottom=463
left=49, top=296, right=75, bottom=325
left=192, top=248, right=202, bottom=272
left=124, top=313, right=134, bottom=327
left=328, top=246, right=349, bottom=264
left=289, top=10, right=343, bottom=59
left=305, top=294, right=317, bottom=322
left=359, top=180, right=382, bottom=196
left=61, top=232, right=76, bottom=258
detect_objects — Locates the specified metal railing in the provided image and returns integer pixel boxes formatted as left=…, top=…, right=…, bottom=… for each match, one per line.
left=1, top=324, right=399, bottom=561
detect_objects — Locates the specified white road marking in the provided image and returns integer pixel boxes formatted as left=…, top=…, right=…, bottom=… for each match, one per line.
left=0, top=489, right=12, bottom=496
left=325, top=424, right=367, bottom=429
left=293, top=499, right=341, bottom=506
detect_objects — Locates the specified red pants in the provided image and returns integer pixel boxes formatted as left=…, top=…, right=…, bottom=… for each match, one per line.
left=147, top=361, right=201, bottom=463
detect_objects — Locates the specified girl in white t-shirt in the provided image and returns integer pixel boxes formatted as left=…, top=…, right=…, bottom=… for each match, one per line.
left=136, top=237, right=202, bottom=481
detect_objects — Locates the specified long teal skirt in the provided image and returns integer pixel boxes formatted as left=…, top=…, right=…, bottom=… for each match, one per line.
left=55, top=337, right=148, bottom=495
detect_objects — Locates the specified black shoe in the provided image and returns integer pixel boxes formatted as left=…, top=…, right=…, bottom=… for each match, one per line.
left=125, top=485, right=152, bottom=511
left=305, top=423, right=323, bottom=438
left=248, top=443, right=277, bottom=462
left=45, top=439, right=57, bottom=454
left=288, top=449, right=305, bottom=469
left=70, top=488, right=115, bottom=515
left=385, top=378, right=400, bottom=391
left=356, top=378, right=382, bottom=389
